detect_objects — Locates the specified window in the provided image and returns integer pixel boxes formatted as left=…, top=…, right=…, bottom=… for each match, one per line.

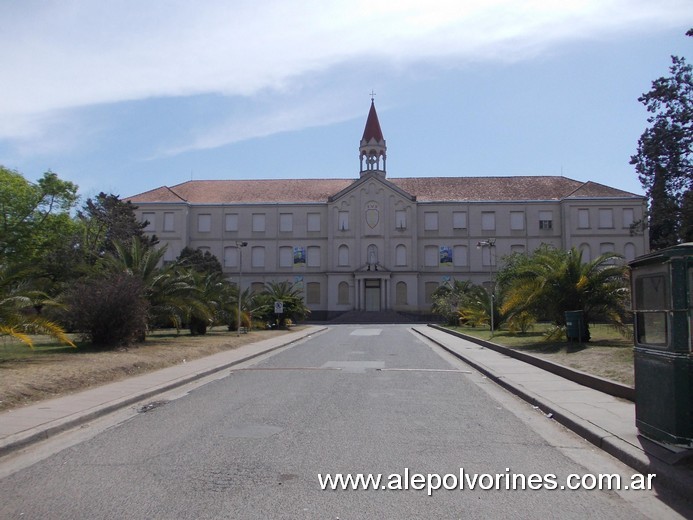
left=252, top=213, right=266, bottom=232
left=452, top=211, right=467, bottom=229
left=580, top=243, right=591, bottom=263
left=600, top=242, right=615, bottom=255
left=307, top=246, right=320, bottom=267
left=224, top=247, right=239, bottom=268
left=163, top=247, right=175, bottom=265
left=251, top=282, right=265, bottom=294
left=225, top=213, right=239, bottom=231
left=510, top=244, right=525, bottom=254
left=424, top=282, right=438, bottom=304
left=424, top=245, right=438, bottom=267
left=600, top=243, right=615, bottom=263
left=539, top=211, right=553, bottom=230
left=279, top=246, right=293, bottom=267
left=424, top=212, right=439, bottom=231
left=338, top=211, right=349, bottom=231
left=338, top=245, right=349, bottom=266
left=337, top=282, right=349, bottom=305
left=251, top=246, right=265, bottom=268
left=481, top=246, right=496, bottom=266
left=306, top=282, right=320, bottom=304
left=142, top=212, right=155, bottom=232
left=599, top=209, right=613, bottom=229
left=453, top=245, right=468, bottom=266
left=395, top=210, right=407, bottom=230
left=396, top=282, right=407, bottom=305
left=279, top=213, right=293, bottom=232
left=307, top=213, right=321, bottom=232
left=634, top=274, right=669, bottom=347
left=163, top=212, right=174, bottom=232
left=624, top=243, right=636, bottom=262
left=197, top=214, right=211, bottom=233
left=510, top=211, right=524, bottom=231
left=623, top=208, right=634, bottom=228
left=395, top=244, right=407, bottom=266
left=578, top=209, right=590, bottom=229
left=481, top=212, right=495, bottom=231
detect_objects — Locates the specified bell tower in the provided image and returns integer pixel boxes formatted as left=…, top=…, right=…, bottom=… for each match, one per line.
left=359, top=96, right=386, bottom=177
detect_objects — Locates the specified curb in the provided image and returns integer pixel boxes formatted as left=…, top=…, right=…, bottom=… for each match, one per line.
left=427, top=324, right=635, bottom=401
left=0, top=327, right=327, bottom=458
left=412, top=326, right=693, bottom=503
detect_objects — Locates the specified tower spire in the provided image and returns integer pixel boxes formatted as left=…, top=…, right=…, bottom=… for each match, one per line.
left=359, top=97, right=386, bottom=177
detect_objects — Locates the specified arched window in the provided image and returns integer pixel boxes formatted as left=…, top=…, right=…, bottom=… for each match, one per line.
left=453, top=245, right=468, bottom=266
left=338, top=245, right=349, bottom=266
left=424, top=245, right=438, bottom=267
left=251, top=246, right=265, bottom=268
left=306, top=282, right=320, bottom=304
left=337, top=282, right=349, bottom=305
left=396, top=282, right=407, bottom=305
left=224, top=246, right=239, bottom=268
left=624, top=242, right=636, bottom=262
left=395, top=244, right=407, bottom=266
left=424, top=282, right=438, bottom=304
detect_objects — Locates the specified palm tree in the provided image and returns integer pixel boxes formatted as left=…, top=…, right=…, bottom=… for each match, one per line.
left=457, top=283, right=500, bottom=329
left=0, top=266, right=75, bottom=348
left=254, top=280, right=310, bottom=328
left=101, top=238, right=210, bottom=333
left=431, top=279, right=477, bottom=325
left=500, top=245, right=630, bottom=340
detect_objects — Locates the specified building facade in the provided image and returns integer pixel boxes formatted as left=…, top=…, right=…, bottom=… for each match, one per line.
left=128, top=101, right=648, bottom=319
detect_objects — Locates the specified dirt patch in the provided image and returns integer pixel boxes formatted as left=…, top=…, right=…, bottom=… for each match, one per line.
left=0, top=327, right=302, bottom=412
left=522, top=346, right=634, bottom=386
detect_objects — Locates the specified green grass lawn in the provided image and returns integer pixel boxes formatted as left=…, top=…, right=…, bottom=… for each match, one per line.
left=445, top=323, right=635, bottom=386
left=451, top=323, right=632, bottom=351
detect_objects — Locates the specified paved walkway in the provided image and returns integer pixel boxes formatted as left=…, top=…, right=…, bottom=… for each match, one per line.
left=412, top=325, right=693, bottom=501
left=0, top=326, right=325, bottom=457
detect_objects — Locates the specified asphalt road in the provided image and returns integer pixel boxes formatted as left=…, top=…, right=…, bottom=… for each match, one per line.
left=0, top=325, right=681, bottom=518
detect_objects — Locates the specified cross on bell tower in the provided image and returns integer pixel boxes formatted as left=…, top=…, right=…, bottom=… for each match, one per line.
left=359, top=94, right=386, bottom=178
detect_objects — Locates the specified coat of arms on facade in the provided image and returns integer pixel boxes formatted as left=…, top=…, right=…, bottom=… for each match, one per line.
left=365, top=201, right=379, bottom=229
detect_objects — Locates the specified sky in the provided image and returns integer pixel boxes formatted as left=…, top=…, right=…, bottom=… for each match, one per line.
left=1, top=1, right=691, bottom=201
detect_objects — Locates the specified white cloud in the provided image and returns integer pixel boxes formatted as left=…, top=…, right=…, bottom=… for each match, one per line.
left=154, top=87, right=363, bottom=158
left=0, top=0, right=688, bottom=147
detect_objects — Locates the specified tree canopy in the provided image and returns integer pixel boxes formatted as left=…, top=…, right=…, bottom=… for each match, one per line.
left=500, top=246, right=630, bottom=340
left=0, top=167, right=79, bottom=270
left=630, top=29, right=692, bottom=249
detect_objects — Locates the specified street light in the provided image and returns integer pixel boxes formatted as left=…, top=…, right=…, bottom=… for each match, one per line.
left=236, top=241, right=248, bottom=336
left=476, top=239, right=496, bottom=336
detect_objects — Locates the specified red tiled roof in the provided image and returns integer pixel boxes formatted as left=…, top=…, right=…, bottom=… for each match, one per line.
left=127, top=179, right=355, bottom=203
left=361, top=100, right=384, bottom=143
left=389, top=176, right=637, bottom=201
left=126, top=176, right=641, bottom=204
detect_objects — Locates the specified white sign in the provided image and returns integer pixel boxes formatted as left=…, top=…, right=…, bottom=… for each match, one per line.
left=274, top=301, right=284, bottom=314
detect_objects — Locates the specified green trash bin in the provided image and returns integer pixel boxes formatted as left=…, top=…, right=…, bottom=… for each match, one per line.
left=630, top=243, right=693, bottom=447
left=565, top=310, right=585, bottom=342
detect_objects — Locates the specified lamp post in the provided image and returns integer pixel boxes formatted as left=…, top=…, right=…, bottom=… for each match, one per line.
left=236, top=241, right=248, bottom=336
left=476, top=239, right=496, bottom=336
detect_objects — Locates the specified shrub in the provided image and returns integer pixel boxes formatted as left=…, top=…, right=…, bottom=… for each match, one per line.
left=67, top=273, right=149, bottom=348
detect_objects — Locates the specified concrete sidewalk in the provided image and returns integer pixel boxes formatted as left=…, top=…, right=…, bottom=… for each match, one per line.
left=0, top=326, right=325, bottom=457
left=412, top=325, right=693, bottom=501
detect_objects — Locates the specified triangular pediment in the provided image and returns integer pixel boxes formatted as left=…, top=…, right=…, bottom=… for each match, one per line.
left=328, top=172, right=416, bottom=203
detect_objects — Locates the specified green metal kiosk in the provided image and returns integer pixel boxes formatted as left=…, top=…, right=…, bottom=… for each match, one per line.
left=630, top=243, right=693, bottom=447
